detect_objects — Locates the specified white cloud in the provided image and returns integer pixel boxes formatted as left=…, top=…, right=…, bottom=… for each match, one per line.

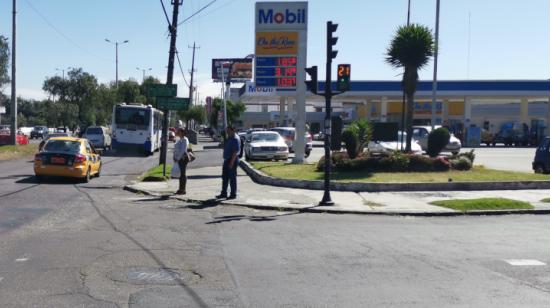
left=17, top=88, right=48, bottom=101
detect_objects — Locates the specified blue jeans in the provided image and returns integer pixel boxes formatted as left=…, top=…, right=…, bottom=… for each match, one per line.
left=221, top=160, right=237, bottom=196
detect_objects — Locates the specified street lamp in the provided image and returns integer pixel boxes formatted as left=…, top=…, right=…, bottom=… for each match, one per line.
left=136, top=67, right=152, bottom=82
left=105, top=38, right=129, bottom=88
left=55, top=67, right=71, bottom=79
left=219, top=61, right=232, bottom=132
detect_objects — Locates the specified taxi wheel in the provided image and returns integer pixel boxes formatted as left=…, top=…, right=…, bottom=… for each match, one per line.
left=35, top=175, right=43, bottom=182
left=96, top=163, right=102, bottom=177
left=82, top=168, right=91, bottom=183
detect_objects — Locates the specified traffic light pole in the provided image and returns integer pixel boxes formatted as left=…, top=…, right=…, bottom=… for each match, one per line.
left=160, top=0, right=181, bottom=176
left=320, top=21, right=338, bottom=206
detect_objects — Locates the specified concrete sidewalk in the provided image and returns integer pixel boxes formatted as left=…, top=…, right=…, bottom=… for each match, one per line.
left=124, top=166, right=550, bottom=216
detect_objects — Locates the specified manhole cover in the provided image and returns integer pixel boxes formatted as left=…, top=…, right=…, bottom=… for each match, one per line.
left=110, top=267, right=200, bottom=286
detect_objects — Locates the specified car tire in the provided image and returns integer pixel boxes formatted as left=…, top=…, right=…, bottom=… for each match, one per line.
left=305, top=150, right=311, bottom=158
left=35, top=175, right=43, bottom=182
left=82, top=168, right=91, bottom=183
left=96, top=163, right=102, bottom=177
left=534, top=164, right=546, bottom=174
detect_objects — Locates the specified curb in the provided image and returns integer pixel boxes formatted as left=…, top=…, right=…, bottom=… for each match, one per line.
left=239, top=160, right=550, bottom=192
left=123, top=184, right=550, bottom=217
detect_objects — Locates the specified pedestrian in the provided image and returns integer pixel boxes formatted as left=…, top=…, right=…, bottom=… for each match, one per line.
left=216, top=125, right=240, bottom=200
left=173, top=128, right=189, bottom=195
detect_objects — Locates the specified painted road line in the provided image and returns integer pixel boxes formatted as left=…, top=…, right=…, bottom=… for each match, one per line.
left=504, top=259, right=546, bottom=266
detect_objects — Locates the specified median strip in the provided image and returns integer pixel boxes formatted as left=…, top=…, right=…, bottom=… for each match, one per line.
left=429, top=198, right=533, bottom=212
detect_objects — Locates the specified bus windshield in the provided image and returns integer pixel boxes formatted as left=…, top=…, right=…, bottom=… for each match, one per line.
left=115, top=107, right=151, bottom=129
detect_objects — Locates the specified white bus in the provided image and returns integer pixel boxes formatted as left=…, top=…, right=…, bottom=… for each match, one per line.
left=111, top=103, right=163, bottom=155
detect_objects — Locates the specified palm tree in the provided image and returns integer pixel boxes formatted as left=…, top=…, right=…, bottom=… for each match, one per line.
left=386, top=24, right=434, bottom=152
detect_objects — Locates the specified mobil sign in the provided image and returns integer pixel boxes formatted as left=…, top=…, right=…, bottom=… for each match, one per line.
left=256, top=2, right=307, bottom=30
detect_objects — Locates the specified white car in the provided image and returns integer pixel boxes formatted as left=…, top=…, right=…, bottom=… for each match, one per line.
left=412, top=125, right=462, bottom=154
left=368, top=131, right=422, bottom=154
left=244, top=131, right=289, bottom=161
left=270, top=127, right=313, bottom=158
left=83, top=126, right=112, bottom=150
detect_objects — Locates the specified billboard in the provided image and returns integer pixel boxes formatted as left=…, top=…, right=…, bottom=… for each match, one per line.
left=211, top=58, right=253, bottom=82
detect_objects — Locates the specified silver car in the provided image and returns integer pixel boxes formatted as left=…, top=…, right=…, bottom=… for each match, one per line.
left=270, top=127, right=313, bottom=158
left=244, top=131, right=289, bottom=161
left=412, top=125, right=462, bottom=154
left=83, top=126, right=112, bottom=150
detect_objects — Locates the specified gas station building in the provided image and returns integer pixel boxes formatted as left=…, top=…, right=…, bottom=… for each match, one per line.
left=237, top=79, right=550, bottom=144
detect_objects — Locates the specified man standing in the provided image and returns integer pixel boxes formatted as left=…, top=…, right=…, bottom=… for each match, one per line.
left=216, top=126, right=240, bottom=199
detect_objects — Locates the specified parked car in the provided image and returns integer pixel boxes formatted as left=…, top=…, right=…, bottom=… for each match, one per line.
left=532, top=136, right=550, bottom=173
left=244, top=131, right=289, bottom=161
left=314, top=131, right=325, bottom=141
left=83, top=126, right=112, bottom=150
left=270, top=127, right=313, bottom=158
left=412, top=126, right=462, bottom=155
left=368, top=131, right=422, bottom=154
left=34, top=137, right=102, bottom=183
left=0, top=130, right=29, bottom=145
left=31, top=126, right=48, bottom=139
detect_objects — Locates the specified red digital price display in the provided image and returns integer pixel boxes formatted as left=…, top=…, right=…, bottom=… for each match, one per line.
left=275, top=67, right=297, bottom=77
left=277, top=57, right=297, bottom=67
left=277, top=77, right=297, bottom=88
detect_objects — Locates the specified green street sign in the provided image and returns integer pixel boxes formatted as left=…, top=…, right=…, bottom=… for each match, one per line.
left=147, top=84, right=177, bottom=97
left=157, top=97, right=189, bottom=111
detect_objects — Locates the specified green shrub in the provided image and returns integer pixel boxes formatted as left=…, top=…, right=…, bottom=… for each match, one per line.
left=427, top=127, right=451, bottom=157
left=450, top=157, right=472, bottom=171
left=408, top=154, right=437, bottom=171
left=456, top=149, right=475, bottom=164
left=390, top=151, right=410, bottom=171
left=342, top=129, right=359, bottom=159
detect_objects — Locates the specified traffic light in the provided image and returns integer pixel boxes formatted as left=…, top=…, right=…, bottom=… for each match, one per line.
left=305, top=66, right=318, bottom=94
left=337, top=64, right=351, bottom=92
left=327, top=21, right=338, bottom=60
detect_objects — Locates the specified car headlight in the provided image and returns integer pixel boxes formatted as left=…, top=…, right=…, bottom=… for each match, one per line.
left=278, top=146, right=288, bottom=151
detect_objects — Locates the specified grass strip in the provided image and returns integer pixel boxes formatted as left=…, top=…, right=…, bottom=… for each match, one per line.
left=0, top=144, right=38, bottom=161
left=251, top=162, right=549, bottom=183
left=140, top=164, right=172, bottom=182
left=430, top=198, right=533, bottom=212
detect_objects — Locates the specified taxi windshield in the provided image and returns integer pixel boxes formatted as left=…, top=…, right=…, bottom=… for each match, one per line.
left=43, top=140, right=81, bottom=153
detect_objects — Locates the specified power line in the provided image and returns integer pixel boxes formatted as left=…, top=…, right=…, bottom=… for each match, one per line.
left=23, top=0, right=109, bottom=62
left=159, top=0, right=172, bottom=28
left=177, top=0, right=218, bottom=26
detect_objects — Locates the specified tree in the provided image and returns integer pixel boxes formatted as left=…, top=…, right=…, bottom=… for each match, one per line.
left=386, top=24, right=434, bottom=152
left=210, top=98, right=245, bottom=128
left=180, top=105, right=205, bottom=124
left=117, top=79, right=145, bottom=103
left=0, top=35, right=9, bottom=90
left=43, top=68, right=99, bottom=127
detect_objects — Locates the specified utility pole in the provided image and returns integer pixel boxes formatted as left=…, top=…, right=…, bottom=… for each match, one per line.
left=159, top=0, right=181, bottom=173
left=10, top=0, right=17, bottom=145
left=188, top=42, right=199, bottom=129
left=105, top=39, right=129, bottom=88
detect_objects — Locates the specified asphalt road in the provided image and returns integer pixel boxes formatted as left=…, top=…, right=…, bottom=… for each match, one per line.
left=2, top=140, right=550, bottom=307
left=304, top=143, right=537, bottom=173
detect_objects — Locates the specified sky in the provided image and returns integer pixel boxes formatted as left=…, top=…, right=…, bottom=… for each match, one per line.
left=1, top=0, right=550, bottom=102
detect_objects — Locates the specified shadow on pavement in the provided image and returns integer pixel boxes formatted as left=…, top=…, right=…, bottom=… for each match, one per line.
left=16, top=175, right=81, bottom=185
left=205, top=209, right=306, bottom=225
left=187, top=175, right=220, bottom=180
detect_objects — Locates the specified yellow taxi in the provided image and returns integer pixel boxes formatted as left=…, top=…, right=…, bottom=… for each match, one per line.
left=34, top=137, right=102, bottom=182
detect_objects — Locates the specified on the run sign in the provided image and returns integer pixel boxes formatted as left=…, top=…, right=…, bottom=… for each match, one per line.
left=256, top=2, right=307, bottom=30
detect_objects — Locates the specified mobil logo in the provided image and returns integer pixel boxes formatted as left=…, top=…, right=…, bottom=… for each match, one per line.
left=256, top=2, right=308, bottom=30
left=259, top=8, right=306, bottom=25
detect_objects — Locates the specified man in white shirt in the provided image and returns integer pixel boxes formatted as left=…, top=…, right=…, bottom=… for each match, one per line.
left=173, top=128, right=189, bottom=194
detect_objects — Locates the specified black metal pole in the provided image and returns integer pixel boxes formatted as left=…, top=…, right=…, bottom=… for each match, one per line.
left=401, top=0, right=411, bottom=151
left=10, top=0, right=17, bottom=145
left=160, top=0, right=181, bottom=175
left=320, top=22, right=334, bottom=206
